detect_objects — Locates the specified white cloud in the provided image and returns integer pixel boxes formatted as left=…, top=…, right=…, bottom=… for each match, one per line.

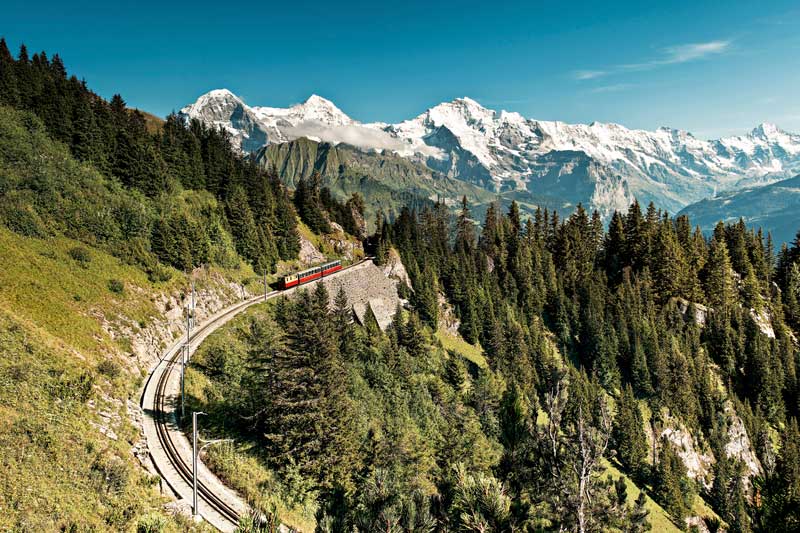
left=623, top=40, right=731, bottom=70
left=573, top=69, right=607, bottom=80
left=575, top=39, right=732, bottom=80
left=590, top=83, right=635, bottom=94
left=283, top=121, right=444, bottom=158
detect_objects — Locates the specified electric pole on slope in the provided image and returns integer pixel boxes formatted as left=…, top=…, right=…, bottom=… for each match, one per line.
left=181, top=342, right=187, bottom=421
left=263, top=268, right=268, bottom=301
left=182, top=300, right=191, bottom=421
left=191, top=412, right=232, bottom=518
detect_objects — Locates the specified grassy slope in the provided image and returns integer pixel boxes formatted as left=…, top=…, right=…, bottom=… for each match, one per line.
left=0, top=227, right=229, bottom=531
left=435, top=327, right=487, bottom=368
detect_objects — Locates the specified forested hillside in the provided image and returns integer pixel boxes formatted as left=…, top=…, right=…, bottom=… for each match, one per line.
left=377, top=199, right=800, bottom=531
left=0, top=39, right=338, bottom=530
left=193, top=198, right=800, bottom=532
left=0, top=38, right=303, bottom=276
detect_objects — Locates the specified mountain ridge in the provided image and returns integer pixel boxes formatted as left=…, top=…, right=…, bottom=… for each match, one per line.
left=181, top=89, right=800, bottom=217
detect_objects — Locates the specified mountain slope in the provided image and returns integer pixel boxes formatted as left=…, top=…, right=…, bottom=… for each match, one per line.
left=257, top=137, right=495, bottom=222
left=181, top=90, right=800, bottom=216
left=678, top=174, right=800, bottom=244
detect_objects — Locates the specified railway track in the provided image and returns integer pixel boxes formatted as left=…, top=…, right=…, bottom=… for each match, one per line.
left=141, top=259, right=370, bottom=530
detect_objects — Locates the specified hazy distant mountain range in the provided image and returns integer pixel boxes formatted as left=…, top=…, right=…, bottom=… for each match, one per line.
left=180, top=89, right=800, bottom=240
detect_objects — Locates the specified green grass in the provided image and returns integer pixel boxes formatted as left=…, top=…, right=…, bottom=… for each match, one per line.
left=0, top=304, right=199, bottom=531
left=0, top=229, right=164, bottom=357
left=436, top=327, right=487, bottom=367
left=602, top=460, right=683, bottom=533
left=0, top=228, right=225, bottom=531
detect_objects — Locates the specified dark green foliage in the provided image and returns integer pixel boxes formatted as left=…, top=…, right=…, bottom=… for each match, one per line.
left=613, top=384, right=648, bottom=482
left=379, top=198, right=800, bottom=529
left=294, top=172, right=332, bottom=234
left=107, top=279, right=124, bottom=294
left=626, top=492, right=652, bottom=533
left=652, top=438, right=692, bottom=524
left=758, top=418, right=800, bottom=532
left=0, top=44, right=300, bottom=276
left=7, top=39, right=800, bottom=531
left=68, top=246, right=91, bottom=265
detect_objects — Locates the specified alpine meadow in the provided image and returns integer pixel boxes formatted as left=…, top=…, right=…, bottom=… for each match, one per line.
left=2, top=2, right=800, bottom=532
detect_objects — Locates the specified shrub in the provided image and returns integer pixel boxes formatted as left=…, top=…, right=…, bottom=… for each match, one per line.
left=91, top=455, right=129, bottom=495
left=68, top=245, right=91, bottom=265
left=97, top=359, right=121, bottom=379
left=136, top=513, right=167, bottom=533
left=147, top=263, right=172, bottom=283
left=0, top=195, right=47, bottom=238
left=108, top=278, right=125, bottom=294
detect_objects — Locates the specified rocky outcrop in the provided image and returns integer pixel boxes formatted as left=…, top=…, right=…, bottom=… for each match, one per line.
left=325, top=222, right=364, bottom=262
left=673, top=297, right=709, bottom=326
left=656, top=411, right=715, bottom=489
left=653, top=400, right=762, bottom=495
left=750, top=307, right=776, bottom=339
left=299, top=235, right=326, bottom=264
left=382, top=247, right=412, bottom=289
left=723, top=402, right=762, bottom=479
left=100, top=269, right=244, bottom=373
left=438, top=292, right=460, bottom=336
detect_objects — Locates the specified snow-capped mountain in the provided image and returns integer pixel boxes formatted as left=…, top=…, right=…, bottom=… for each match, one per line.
left=180, top=90, right=800, bottom=216
left=180, top=89, right=352, bottom=152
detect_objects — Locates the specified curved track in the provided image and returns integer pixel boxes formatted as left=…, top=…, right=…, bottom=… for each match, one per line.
left=141, top=259, right=370, bottom=531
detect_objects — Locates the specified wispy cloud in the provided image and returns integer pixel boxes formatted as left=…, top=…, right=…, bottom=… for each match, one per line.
left=623, top=40, right=731, bottom=70
left=573, top=70, right=607, bottom=80
left=574, top=39, right=732, bottom=81
left=589, top=83, right=635, bottom=94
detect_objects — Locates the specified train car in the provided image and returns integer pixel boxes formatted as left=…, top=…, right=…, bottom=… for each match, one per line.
left=279, top=260, right=342, bottom=289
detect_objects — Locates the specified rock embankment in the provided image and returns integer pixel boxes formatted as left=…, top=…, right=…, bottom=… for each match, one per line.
left=321, top=261, right=401, bottom=330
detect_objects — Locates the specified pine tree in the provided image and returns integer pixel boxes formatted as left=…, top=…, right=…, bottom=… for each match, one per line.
left=652, top=221, right=687, bottom=303
left=704, top=237, right=735, bottom=309
left=625, top=492, right=652, bottom=533
left=652, top=438, right=689, bottom=524
left=759, top=418, right=800, bottom=530
left=613, top=384, right=648, bottom=482
left=605, top=211, right=628, bottom=286
left=0, top=38, right=20, bottom=107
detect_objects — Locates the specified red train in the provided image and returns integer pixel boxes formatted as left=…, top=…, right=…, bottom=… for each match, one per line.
left=279, top=260, right=342, bottom=289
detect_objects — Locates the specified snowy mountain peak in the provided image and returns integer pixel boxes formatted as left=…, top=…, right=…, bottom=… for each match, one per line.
left=304, top=93, right=334, bottom=106
left=291, top=94, right=353, bottom=126
left=205, top=88, right=239, bottom=100
left=181, top=88, right=244, bottom=117
left=751, top=122, right=781, bottom=139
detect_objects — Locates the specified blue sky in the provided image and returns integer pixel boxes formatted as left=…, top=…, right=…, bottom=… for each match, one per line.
left=4, top=0, right=800, bottom=138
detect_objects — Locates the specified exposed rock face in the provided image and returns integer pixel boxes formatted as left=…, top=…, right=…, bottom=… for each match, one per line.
left=750, top=307, right=776, bottom=339
left=673, top=297, right=709, bottom=326
left=438, top=292, right=461, bottom=336
left=656, top=410, right=714, bottom=489
left=101, top=269, right=244, bottom=373
left=299, top=235, right=325, bottom=264
left=723, top=402, right=762, bottom=479
left=382, top=247, right=412, bottom=289
left=654, top=400, right=762, bottom=494
left=325, top=222, right=364, bottom=262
